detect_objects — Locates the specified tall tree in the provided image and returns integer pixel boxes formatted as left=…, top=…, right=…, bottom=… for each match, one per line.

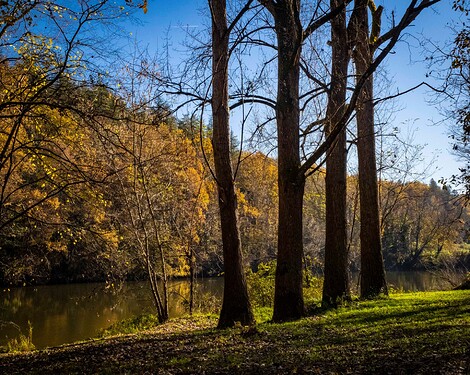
left=322, top=0, right=351, bottom=306
left=181, top=0, right=439, bottom=322
left=352, top=0, right=388, bottom=298
left=258, top=0, right=306, bottom=321
left=209, top=0, right=255, bottom=328
left=299, top=0, right=440, bottom=307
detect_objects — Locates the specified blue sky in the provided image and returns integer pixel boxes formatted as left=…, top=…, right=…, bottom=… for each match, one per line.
left=129, top=0, right=463, bottom=186
left=376, top=0, right=463, bottom=185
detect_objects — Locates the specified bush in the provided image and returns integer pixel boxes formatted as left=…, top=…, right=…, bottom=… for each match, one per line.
left=247, top=261, right=323, bottom=308
left=246, top=261, right=276, bottom=307
left=3, top=321, right=35, bottom=353
left=303, top=272, right=323, bottom=304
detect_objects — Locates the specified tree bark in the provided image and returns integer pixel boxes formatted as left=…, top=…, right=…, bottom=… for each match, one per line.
left=353, top=0, right=388, bottom=298
left=322, top=0, right=350, bottom=307
left=270, top=0, right=305, bottom=322
left=210, top=0, right=254, bottom=328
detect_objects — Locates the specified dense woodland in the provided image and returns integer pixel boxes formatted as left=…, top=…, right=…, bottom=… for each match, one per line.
left=1, top=70, right=468, bottom=286
left=1, top=0, right=470, bottom=327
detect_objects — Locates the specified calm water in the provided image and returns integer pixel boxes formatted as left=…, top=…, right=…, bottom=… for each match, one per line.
left=0, top=272, right=455, bottom=349
left=0, top=278, right=223, bottom=349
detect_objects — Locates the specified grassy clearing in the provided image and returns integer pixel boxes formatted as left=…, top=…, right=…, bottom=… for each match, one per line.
left=0, top=290, right=469, bottom=374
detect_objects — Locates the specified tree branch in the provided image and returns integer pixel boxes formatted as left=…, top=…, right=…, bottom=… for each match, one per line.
left=298, top=0, right=441, bottom=178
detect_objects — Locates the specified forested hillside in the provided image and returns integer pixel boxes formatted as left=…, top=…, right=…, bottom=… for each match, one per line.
left=1, top=62, right=468, bottom=286
left=1, top=0, right=469, bottom=307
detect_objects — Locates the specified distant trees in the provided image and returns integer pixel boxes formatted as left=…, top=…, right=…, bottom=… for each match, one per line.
left=0, top=0, right=136, bottom=280
left=237, top=152, right=278, bottom=267
left=0, top=63, right=118, bottom=284
left=381, top=180, right=466, bottom=270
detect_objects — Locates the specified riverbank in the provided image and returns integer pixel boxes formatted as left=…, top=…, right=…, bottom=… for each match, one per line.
left=1, top=290, right=469, bottom=374
left=3, top=272, right=458, bottom=350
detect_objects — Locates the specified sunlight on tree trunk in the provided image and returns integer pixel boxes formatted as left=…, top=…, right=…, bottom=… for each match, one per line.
left=353, top=0, right=388, bottom=298
left=262, top=0, right=306, bottom=322
left=322, top=0, right=351, bottom=307
left=210, top=0, right=254, bottom=328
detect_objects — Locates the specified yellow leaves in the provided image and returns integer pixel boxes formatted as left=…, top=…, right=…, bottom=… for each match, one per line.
left=49, top=197, right=60, bottom=210
left=46, top=240, right=67, bottom=253
left=237, top=189, right=260, bottom=219
left=172, top=258, right=190, bottom=277
left=94, top=211, right=106, bottom=225
left=101, top=231, right=120, bottom=251
left=141, top=0, right=148, bottom=14
left=124, top=0, right=149, bottom=14
left=17, top=34, right=57, bottom=65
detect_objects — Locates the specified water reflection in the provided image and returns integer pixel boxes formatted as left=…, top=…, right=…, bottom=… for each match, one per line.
left=1, top=278, right=223, bottom=349
left=0, top=272, right=454, bottom=349
left=348, top=271, right=454, bottom=293
left=386, top=271, right=452, bottom=292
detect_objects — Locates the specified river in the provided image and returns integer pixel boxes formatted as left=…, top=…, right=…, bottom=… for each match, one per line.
left=0, top=272, right=456, bottom=349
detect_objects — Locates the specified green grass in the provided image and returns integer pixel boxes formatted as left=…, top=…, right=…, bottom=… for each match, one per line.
left=1, top=321, right=35, bottom=354
left=99, top=314, right=162, bottom=337
left=1, top=291, right=469, bottom=374
left=252, top=306, right=272, bottom=324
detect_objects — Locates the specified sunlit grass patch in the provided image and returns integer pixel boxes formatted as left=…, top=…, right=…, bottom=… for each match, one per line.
left=253, top=306, right=273, bottom=323
left=100, top=314, right=161, bottom=337
left=2, top=291, right=468, bottom=374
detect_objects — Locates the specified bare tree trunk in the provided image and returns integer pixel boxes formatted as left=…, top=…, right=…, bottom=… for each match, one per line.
left=270, top=0, right=305, bottom=322
left=353, top=0, right=388, bottom=298
left=322, top=0, right=350, bottom=307
left=189, top=242, right=195, bottom=315
left=210, top=0, right=254, bottom=328
left=141, top=171, right=169, bottom=321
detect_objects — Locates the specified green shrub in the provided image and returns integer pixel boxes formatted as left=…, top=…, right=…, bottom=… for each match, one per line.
left=192, top=292, right=221, bottom=314
left=247, top=261, right=276, bottom=307
left=247, top=261, right=323, bottom=308
left=253, top=306, right=273, bottom=323
left=4, top=321, right=35, bottom=353
left=302, top=272, right=323, bottom=304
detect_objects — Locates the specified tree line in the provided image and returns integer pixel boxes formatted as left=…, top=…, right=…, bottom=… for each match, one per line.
left=1, top=0, right=469, bottom=326
left=1, top=59, right=468, bottom=298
